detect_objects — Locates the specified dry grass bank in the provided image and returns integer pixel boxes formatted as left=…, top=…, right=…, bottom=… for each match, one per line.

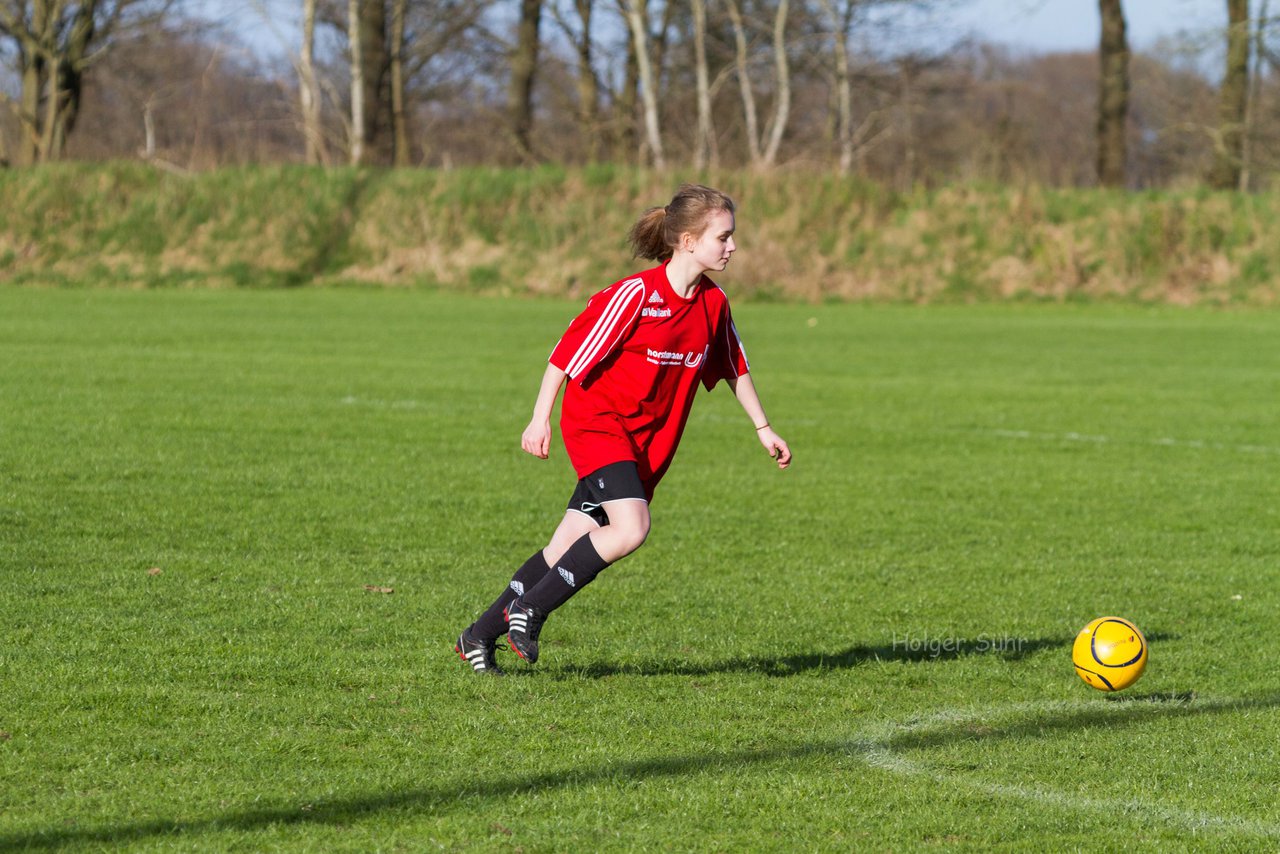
left=2, top=163, right=1277, bottom=304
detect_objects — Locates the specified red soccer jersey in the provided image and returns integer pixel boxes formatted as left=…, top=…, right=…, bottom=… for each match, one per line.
left=548, top=261, right=750, bottom=499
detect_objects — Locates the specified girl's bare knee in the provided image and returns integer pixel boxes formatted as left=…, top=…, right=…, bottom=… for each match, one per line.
left=612, top=506, right=650, bottom=555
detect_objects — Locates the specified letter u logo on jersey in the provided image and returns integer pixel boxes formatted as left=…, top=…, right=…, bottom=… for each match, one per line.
left=684, top=349, right=705, bottom=369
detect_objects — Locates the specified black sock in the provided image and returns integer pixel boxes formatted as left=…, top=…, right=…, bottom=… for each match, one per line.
left=469, top=550, right=552, bottom=641
left=523, top=534, right=610, bottom=613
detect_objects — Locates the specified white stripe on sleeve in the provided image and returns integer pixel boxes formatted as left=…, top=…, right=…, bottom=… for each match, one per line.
left=727, top=318, right=749, bottom=376
left=565, top=278, right=645, bottom=378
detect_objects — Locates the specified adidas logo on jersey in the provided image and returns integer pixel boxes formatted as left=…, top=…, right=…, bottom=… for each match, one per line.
left=643, top=290, right=671, bottom=318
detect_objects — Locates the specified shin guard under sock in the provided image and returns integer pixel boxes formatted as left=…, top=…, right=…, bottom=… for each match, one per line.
left=523, top=534, right=609, bottom=613
left=469, top=550, right=552, bottom=641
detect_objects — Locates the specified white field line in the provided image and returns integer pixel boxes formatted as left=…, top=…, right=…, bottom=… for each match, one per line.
left=990, top=429, right=1280, bottom=456
left=849, top=699, right=1280, bottom=839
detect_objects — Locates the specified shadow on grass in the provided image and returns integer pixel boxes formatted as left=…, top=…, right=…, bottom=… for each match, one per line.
left=549, top=632, right=1179, bottom=680
left=3, top=690, right=1273, bottom=851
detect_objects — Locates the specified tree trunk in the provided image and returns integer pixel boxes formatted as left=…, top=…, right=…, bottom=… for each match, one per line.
left=651, top=0, right=677, bottom=104
left=508, top=0, right=542, bottom=161
left=899, top=60, right=916, bottom=189
left=724, top=0, right=761, bottom=165
left=32, top=3, right=92, bottom=163
left=727, top=0, right=789, bottom=169
left=1241, top=0, right=1268, bottom=189
left=38, top=64, right=60, bottom=162
left=614, top=0, right=640, bottom=162
left=17, top=53, right=43, bottom=167
left=57, top=5, right=93, bottom=156
left=816, top=0, right=853, bottom=174
left=390, top=0, right=409, bottom=166
left=143, top=97, right=156, bottom=158
left=358, top=0, right=390, bottom=164
left=691, top=0, right=713, bottom=169
left=300, top=0, right=326, bottom=165
left=348, top=0, right=366, bottom=164
left=571, top=0, right=599, bottom=161
left=1096, top=0, right=1129, bottom=187
left=761, top=0, right=790, bottom=166
left=12, top=0, right=51, bottom=166
left=1209, top=0, right=1250, bottom=189
left=624, top=0, right=664, bottom=167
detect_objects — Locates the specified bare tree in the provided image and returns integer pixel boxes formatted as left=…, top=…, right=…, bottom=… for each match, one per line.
left=1096, top=0, right=1129, bottom=187
left=390, top=0, right=408, bottom=164
left=300, top=0, right=327, bottom=164
left=815, top=0, right=854, bottom=173
left=725, top=0, right=791, bottom=168
left=897, top=55, right=916, bottom=186
left=691, top=0, right=713, bottom=168
left=251, top=0, right=332, bottom=163
left=724, top=0, right=760, bottom=163
left=762, top=0, right=789, bottom=164
left=550, top=0, right=601, bottom=160
left=0, top=0, right=173, bottom=165
left=623, top=0, right=664, bottom=166
left=1209, top=0, right=1250, bottom=188
left=360, top=0, right=390, bottom=163
left=649, top=0, right=677, bottom=101
left=1241, top=0, right=1269, bottom=188
left=342, top=0, right=393, bottom=165
left=613, top=0, right=640, bottom=161
left=348, top=0, right=365, bottom=163
left=366, top=0, right=495, bottom=165
left=508, top=0, right=542, bottom=160
left=64, top=20, right=301, bottom=166
left=814, top=0, right=916, bottom=175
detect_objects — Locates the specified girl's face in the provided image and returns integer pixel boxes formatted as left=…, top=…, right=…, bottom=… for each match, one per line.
left=682, top=209, right=736, bottom=273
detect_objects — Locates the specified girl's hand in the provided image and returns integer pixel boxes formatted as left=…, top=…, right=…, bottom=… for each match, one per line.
left=758, top=427, right=792, bottom=469
left=522, top=419, right=552, bottom=459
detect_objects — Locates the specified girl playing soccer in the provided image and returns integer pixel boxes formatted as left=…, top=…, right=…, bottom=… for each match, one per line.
left=455, top=184, right=791, bottom=674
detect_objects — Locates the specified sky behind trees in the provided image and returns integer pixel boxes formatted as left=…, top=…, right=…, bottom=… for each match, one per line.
left=953, top=0, right=1225, bottom=52
left=203, top=0, right=1232, bottom=60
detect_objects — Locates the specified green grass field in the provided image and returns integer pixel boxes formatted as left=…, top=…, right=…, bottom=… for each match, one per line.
left=3, top=286, right=1279, bottom=851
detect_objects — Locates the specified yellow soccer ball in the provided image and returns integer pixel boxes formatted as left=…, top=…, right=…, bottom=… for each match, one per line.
left=1072, top=616, right=1148, bottom=692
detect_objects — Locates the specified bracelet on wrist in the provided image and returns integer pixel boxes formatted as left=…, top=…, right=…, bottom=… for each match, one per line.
left=755, top=422, right=770, bottom=431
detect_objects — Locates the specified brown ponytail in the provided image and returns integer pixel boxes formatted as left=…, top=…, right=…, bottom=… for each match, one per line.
left=628, top=184, right=736, bottom=261
left=628, top=206, right=669, bottom=261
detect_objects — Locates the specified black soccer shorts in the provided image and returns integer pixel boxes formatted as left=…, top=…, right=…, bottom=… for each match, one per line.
left=566, top=460, right=648, bottom=526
